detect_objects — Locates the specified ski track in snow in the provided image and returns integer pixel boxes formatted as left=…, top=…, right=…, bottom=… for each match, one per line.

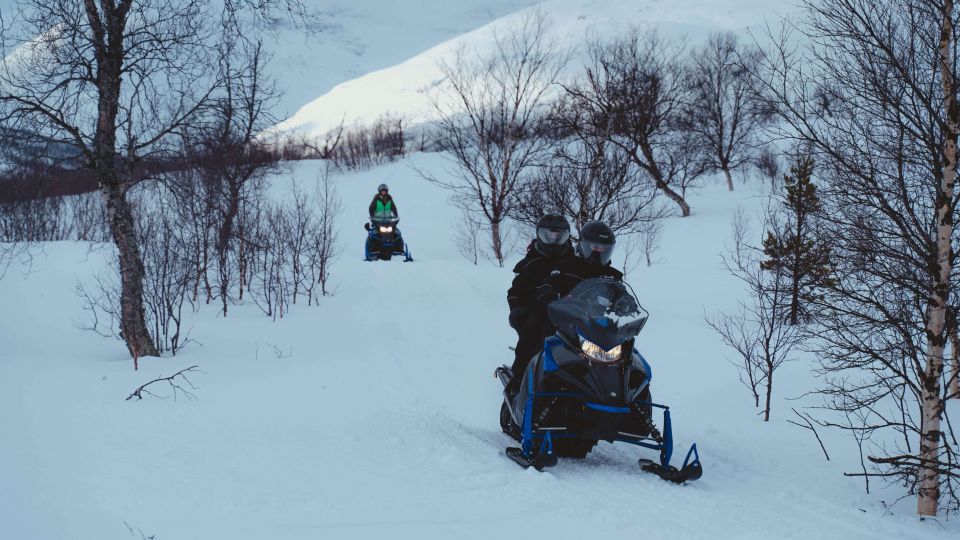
left=1, top=154, right=957, bottom=539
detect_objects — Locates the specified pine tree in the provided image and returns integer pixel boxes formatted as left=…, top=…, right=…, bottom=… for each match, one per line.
left=761, top=155, right=834, bottom=325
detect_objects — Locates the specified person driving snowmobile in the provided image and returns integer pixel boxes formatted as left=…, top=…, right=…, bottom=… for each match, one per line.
left=507, top=215, right=574, bottom=390
left=506, top=219, right=621, bottom=396
left=369, top=183, right=398, bottom=219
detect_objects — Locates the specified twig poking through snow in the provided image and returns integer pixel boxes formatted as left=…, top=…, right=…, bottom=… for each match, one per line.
left=126, top=365, right=202, bottom=401
left=787, top=407, right=830, bottom=461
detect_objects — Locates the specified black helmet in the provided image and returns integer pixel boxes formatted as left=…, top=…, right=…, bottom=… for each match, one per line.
left=576, top=221, right=615, bottom=266
left=378, top=183, right=389, bottom=193
left=535, top=214, right=571, bottom=257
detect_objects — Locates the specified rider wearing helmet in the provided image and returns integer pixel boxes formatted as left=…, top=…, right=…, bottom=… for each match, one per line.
left=369, top=183, right=398, bottom=219
left=575, top=220, right=616, bottom=266
left=506, top=214, right=575, bottom=394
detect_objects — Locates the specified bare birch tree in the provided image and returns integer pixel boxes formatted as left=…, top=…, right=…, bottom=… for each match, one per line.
left=754, top=0, right=960, bottom=515
left=684, top=31, right=769, bottom=191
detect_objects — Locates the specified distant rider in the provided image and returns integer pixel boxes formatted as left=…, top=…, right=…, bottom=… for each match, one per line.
left=506, top=219, right=623, bottom=395
left=369, top=183, right=398, bottom=219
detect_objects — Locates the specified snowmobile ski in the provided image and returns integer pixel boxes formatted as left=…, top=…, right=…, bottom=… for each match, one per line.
left=638, top=443, right=702, bottom=484
left=505, top=446, right=558, bottom=471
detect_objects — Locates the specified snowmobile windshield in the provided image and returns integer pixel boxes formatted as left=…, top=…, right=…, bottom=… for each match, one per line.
left=547, top=278, right=649, bottom=352
left=371, top=211, right=398, bottom=225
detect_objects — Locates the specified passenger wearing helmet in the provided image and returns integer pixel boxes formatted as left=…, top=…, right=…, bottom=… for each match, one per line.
left=506, top=214, right=575, bottom=394
left=369, top=183, right=398, bottom=219
left=533, top=220, right=623, bottom=306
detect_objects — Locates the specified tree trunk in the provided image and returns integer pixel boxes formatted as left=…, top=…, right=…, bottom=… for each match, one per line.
left=491, top=219, right=504, bottom=267
left=658, top=180, right=691, bottom=217
left=101, top=181, right=159, bottom=359
left=723, top=166, right=734, bottom=192
left=638, top=143, right=691, bottom=217
left=764, top=366, right=772, bottom=422
left=919, top=0, right=957, bottom=516
left=951, top=327, right=959, bottom=398
left=87, top=0, right=158, bottom=360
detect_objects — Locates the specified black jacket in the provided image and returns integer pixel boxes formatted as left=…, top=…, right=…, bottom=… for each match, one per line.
left=537, top=255, right=623, bottom=301
left=369, top=194, right=398, bottom=218
left=507, top=242, right=575, bottom=311
left=507, top=243, right=621, bottom=330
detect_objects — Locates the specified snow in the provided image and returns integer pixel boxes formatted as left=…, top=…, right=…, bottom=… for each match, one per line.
left=2, top=1, right=958, bottom=538
left=1, top=154, right=956, bottom=539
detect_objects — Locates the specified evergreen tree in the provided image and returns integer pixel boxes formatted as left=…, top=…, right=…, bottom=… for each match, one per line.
left=761, top=155, right=834, bottom=325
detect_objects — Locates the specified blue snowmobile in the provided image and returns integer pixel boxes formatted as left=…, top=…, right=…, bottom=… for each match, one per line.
left=495, top=277, right=702, bottom=483
left=364, top=211, right=413, bottom=262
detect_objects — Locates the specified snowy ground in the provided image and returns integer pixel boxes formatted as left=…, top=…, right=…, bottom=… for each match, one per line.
left=2, top=154, right=957, bottom=539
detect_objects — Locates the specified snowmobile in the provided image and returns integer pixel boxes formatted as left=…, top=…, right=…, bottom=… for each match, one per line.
left=495, top=277, right=702, bottom=483
left=364, top=211, right=413, bottom=262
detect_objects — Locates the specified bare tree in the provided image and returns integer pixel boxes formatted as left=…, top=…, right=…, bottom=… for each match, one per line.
left=754, top=0, right=960, bottom=515
left=565, top=32, right=705, bottom=217
left=639, top=219, right=662, bottom=267
left=708, top=209, right=800, bottom=420
left=754, top=146, right=782, bottom=188
left=515, top=95, right=666, bottom=234
left=427, top=11, right=565, bottom=265
left=135, top=188, right=193, bottom=355
left=454, top=206, right=484, bottom=265
left=194, top=40, right=282, bottom=316
left=306, top=166, right=340, bottom=300
left=684, top=31, right=769, bottom=191
left=0, top=0, right=311, bottom=359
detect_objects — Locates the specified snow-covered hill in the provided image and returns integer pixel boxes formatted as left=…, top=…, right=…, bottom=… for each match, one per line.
left=269, top=0, right=793, bottom=143
left=1, top=154, right=955, bottom=539
left=261, top=0, right=542, bottom=118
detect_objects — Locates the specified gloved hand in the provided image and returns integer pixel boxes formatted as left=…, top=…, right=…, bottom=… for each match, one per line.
left=535, top=284, right=560, bottom=306
left=612, top=294, right=640, bottom=316
left=364, top=222, right=371, bottom=231
left=508, top=307, right=528, bottom=330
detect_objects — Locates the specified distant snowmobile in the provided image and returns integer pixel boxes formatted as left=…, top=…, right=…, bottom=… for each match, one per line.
left=495, top=277, right=702, bottom=483
left=364, top=211, right=413, bottom=262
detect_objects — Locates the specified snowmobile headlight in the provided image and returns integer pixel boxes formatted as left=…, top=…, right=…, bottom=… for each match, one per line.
left=379, top=226, right=393, bottom=233
left=579, top=337, right=622, bottom=364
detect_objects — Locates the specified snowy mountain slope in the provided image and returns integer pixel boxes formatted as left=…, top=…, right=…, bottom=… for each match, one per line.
left=1, top=154, right=956, bottom=539
left=261, top=0, right=542, bottom=118
left=269, top=0, right=796, bottom=143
